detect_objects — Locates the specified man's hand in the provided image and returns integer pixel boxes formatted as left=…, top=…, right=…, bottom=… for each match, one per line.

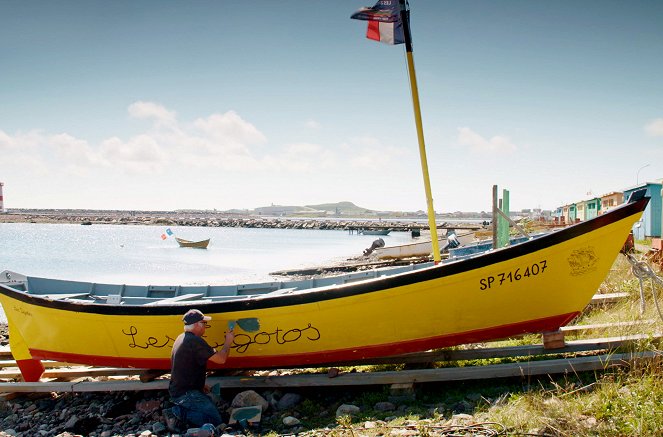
left=208, top=326, right=236, bottom=365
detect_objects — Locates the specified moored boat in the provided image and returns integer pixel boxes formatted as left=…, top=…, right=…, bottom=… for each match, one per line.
left=359, top=228, right=391, bottom=236
left=0, top=190, right=648, bottom=382
left=373, top=229, right=476, bottom=259
left=175, top=237, right=210, bottom=249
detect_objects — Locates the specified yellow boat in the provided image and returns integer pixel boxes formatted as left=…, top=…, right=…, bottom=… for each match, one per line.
left=0, top=190, right=648, bottom=382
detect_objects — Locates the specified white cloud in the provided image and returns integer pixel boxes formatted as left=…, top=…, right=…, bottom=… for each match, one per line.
left=645, top=118, right=663, bottom=137
left=100, top=135, right=167, bottom=174
left=192, top=111, right=266, bottom=156
left=128, top=101, right=177, bottom=124
left=457, top=127, right=517, bottom=154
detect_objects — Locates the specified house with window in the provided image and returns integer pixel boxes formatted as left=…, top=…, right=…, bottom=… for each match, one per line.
left=623, top=181, right=662, bottom=239
left=600, top=191, right=623, bottom=215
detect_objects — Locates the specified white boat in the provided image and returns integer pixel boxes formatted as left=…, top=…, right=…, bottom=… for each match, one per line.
left=374, top=230, right=476, bottom=259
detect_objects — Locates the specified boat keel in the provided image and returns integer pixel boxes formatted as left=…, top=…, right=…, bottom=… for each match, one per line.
left=16, top=358, right=45, bottom=382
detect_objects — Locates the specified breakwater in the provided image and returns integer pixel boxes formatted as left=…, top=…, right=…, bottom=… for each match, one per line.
left=1, top=211, right=483, bottom=231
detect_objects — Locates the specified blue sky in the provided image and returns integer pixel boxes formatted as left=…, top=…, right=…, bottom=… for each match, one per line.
left=1, top=1, right=662, bottom=213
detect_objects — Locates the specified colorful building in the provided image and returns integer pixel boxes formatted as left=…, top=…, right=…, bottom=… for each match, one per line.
left=623, top=181, right=662, bottom=239
left=600, top=191, right=624, bottom=215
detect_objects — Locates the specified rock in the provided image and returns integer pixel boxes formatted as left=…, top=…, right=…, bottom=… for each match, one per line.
left=451, top=413, right=474, bottom=425
left=282, top=416, right=301, bottom=426
left=374, top=401, right=396, bottom=412
left=230, top=390, right=269, bottom=412
left=276, top=393, right=302, bottom=411
left=335, top=404, right=360, bottom=417
left=63, top=415, right=79, bottom=429
left=136, top=399, right=161, bottom=414
left=364, top=421, right=377, bottom=428
left=152, top=421, right=167, bottom=434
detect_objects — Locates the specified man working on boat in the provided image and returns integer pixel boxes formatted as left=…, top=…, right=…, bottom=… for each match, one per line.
left=164, top=309, right=235, bottom=433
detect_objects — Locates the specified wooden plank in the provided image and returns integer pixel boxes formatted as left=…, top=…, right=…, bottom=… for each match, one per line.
left=0, top=351, right=657, bottom=393
left=560, top=319, right=656, bottom=333
left=589, top=292, right=629, bottom=305
left=0, top=346, right=12, bottom=359
left=320, top=333, right=662, bottom=365
left=145, top=293, right=204, bottom=305
left=0, top=366, right=148, bottom=379
left=0, top=360, right=76, bottom=369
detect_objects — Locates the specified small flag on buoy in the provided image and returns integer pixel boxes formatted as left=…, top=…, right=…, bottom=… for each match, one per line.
left=166, top=228, right=174, bottom=236
left=161, top=234, right=167, bottom=240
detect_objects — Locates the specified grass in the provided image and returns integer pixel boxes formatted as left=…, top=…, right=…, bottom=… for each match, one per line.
left=252, top=253, right=663, bottom=436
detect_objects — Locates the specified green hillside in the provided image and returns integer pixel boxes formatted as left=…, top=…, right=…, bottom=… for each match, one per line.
left=305, top=201, right=374, bottom=215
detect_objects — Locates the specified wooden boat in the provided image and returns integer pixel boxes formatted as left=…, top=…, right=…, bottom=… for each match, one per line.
left=0, top=190, right=648, bottom=382
left=373, top=229, right=476, bottom=259
left=359, top=228, right=391, bottom=236
left=175, top=237, right=210, bottom=249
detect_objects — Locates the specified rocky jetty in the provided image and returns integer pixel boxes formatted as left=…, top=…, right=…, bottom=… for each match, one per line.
left=0, top=211, right=483, bottom=232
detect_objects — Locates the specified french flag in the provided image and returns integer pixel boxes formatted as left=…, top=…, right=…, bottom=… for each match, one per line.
left=351, top=1, right=406, bottom=45
left=366, top=20, right=405, bottom=45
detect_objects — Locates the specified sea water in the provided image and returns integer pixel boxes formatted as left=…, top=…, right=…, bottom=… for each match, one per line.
left=0, top=223, right=415, bottom=322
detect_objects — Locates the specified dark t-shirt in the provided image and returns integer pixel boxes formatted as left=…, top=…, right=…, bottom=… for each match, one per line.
left=169, top=331, right=215, bottom=398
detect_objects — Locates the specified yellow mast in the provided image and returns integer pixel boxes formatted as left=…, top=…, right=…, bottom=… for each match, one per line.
left=399, top=1, right=441, bottom=263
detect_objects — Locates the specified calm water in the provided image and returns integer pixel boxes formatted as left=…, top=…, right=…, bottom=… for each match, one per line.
left=0, top=223, right=414, bottom=322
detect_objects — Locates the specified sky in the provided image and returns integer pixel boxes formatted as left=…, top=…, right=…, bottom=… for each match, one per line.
left=1, top=1, right=662, bottom=213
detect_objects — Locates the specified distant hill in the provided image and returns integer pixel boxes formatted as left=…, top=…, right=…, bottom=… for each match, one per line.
left=305, top=201, right=375, bottom=215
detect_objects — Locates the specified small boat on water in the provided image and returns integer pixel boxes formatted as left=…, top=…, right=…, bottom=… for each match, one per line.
left=359, top=228, right=391, bottom=236
left=373, top=229, right=476, bottom=259
left=0, top=190, right=648, bottom=382
left=175, top=237, right=210, bottom=249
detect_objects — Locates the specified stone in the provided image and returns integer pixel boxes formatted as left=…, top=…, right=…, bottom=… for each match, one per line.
left=451, top=413, right=474, bottom=425
left=152, top=421, right=167, bottom=434
left=63, top=415, right=79, bottom=429
left=135, top=399, right=161, bottom=414
left=228, top=406, right=262, bottom=425
left=230, top=390, right=269, bottom=412
left=282, top=416, right=301, bottom=426
left=335, top=404, right=360, bottom=417
left=276, top=393, right=302, bottom=411
left=374, top=401, right=396, bottom=412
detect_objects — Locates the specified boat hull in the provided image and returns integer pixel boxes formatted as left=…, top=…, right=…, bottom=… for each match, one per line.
left=175, top=237, right=210, bottom=249
left=374, top=230, right=475, bottom=258
left=0, top=194, right=648, bottom=381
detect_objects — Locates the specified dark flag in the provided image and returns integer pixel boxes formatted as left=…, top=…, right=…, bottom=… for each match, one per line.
left=351, top=0, right=405, bottom=45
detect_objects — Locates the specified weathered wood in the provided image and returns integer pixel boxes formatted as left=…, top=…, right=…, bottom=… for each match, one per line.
left=0, top=333, right=657, bottom=382
left=0, top=346, right=11, bottom=359
left=589, top=292, right=629, bottom=305
left=560, top=319, right=656, bottom=333
left=320, top=333, right=661, bottom=366
left=0, top=360, right=75, bottom=369
left=542, top=330, right=566, bottom=349
left=0, top=366, right=148, bottom=380
left=0, top=351, right=656, bottom=393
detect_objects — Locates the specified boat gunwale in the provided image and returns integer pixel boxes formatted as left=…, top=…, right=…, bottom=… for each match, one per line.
left=0, top=194, right=649, bottom=316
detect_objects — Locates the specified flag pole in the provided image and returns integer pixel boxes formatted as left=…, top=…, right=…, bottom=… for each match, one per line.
left=399, top=0, right=441, bottom=263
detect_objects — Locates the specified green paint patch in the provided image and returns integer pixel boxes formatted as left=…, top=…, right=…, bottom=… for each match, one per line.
left=236, top=317, right=260, bottom=332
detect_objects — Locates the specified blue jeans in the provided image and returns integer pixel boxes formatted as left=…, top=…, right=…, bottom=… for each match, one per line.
left=172, top=390, right=222, bottom=427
